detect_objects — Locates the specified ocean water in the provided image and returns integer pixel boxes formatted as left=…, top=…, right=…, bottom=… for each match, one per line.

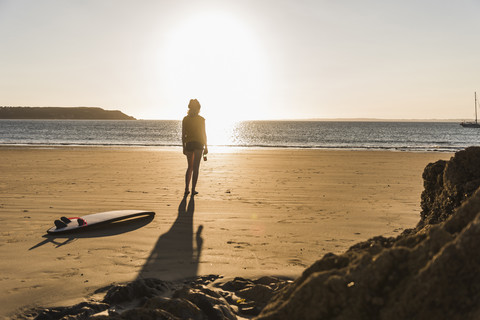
left=0, top=119, right=479, bottom=152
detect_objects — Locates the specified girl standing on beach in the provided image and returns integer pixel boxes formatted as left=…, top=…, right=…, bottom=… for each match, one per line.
left=182, top=99, right=208, bottom=196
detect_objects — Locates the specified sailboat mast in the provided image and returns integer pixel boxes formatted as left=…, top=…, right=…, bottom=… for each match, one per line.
left=476, top=92, right=478, bottom=124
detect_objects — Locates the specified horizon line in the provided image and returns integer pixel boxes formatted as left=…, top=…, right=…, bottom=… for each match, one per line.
left=139, top=117, right=467, bottom=122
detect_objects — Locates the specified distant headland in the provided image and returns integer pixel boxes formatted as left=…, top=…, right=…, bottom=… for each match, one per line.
left=0, top=107, right=136, bottom=120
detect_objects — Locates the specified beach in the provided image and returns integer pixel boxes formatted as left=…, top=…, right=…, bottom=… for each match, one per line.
left=0, top=147, right=452, bottom=318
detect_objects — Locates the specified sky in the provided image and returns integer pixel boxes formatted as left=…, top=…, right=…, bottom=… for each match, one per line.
left=1, top=0, right=480, bottom=121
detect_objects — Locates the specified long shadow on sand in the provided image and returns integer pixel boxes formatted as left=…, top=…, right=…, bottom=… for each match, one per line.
left=137, top=195, right=203, bottom=281
left=29, top=214, right=155, bottom=250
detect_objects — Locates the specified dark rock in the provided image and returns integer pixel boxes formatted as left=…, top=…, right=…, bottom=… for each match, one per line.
left=143, top=296, right=207, bottom=320
left=189, top=274, right=222, bottom=286
left=103, top=278, right=173, bottom=305
left=214, top=276, right=291, bottom=316
left=218, top=277, right=253, bottom=292
left=173, top=286, right=237, bottom=320
left=253, top=276, right=283, bottom=287
left=113, top=307, right=178, bottom=320
left=236, top=284, right=274, bottom=305
left=239, top=306, right=262, bottom=316
left=419, top=146, right=480, bottom=228
left=348, top=235, right=396, bottom=254
left=33, top=301, right=109, bottom=320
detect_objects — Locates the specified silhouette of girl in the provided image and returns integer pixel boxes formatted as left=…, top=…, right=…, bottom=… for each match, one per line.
left=182, top=99, right=208, bottom=196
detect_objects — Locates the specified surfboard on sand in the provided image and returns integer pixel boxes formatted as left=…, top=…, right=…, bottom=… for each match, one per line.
left=47, top=210, right=155, bottom=234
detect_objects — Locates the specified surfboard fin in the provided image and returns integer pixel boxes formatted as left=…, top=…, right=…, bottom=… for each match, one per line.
left=60, top=216, right=71, bottom=224
left=54, top=219, right=67, bottom=229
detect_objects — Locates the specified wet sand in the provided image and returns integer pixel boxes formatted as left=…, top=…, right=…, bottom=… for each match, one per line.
left=0, top=147, right=452, bottom=317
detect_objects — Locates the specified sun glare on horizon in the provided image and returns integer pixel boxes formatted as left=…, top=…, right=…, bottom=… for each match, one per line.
left=159, top=11, right=270, bottom=126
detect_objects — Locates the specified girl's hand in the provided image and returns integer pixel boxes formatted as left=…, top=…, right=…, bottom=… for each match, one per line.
left=204, top=147, right=208, bottom=155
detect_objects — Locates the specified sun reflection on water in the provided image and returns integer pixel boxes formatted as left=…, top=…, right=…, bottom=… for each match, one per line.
left=204, top=120, right=269, bottom=152
left=206, top=120, right=238, bottom=147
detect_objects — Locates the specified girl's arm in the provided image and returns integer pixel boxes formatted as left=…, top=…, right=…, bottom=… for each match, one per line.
left=182, top=118, right=187, bottom=154
left=203, top=119, right=208, bottom=155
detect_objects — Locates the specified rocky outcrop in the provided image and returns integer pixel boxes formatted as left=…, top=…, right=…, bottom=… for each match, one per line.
left=24, top=301, right=110, bottom=320
left=24, top=275, right=290, bottom=320
left=256, top=146, right=480, bottom=320
left=103, top=278, right=174, bottom=305
left=419, top=146, right=480, bottom=227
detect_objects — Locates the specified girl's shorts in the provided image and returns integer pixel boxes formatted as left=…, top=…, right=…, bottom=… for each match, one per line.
left=185, top=141, right=204, bottom=152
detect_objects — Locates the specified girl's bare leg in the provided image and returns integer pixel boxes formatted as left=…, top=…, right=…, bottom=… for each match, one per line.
left=184, top=151, right=194, bottom=195
left=191, top=149, right=203, bottom=195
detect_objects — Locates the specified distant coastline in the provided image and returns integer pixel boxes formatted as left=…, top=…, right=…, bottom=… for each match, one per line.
left=0, top=107, right=136, bottom=120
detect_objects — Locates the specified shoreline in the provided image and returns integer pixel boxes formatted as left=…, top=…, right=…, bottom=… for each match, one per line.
left=0, top=147, right=453, bottom=317
left=0, top=144, right=459, bottom=153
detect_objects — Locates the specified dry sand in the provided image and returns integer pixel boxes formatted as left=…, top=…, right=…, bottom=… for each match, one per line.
left=0, top=147, right=452, bottom=318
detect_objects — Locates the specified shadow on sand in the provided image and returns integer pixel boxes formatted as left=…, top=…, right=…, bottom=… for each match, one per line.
left=29, top=214, right=155, bottom=250
left=137, top=195, right=203, bottom=281
left=29, top=196, right=203, bottom=281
